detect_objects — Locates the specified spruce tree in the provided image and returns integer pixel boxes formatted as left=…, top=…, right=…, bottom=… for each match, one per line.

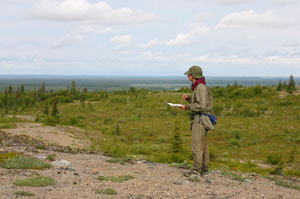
left=233, top=81, right=238, bottom=88
left=20, top=84, right=25, bottom=95
left=171, top=120, right=183, bottom=153
left=41, top=81, right=46, bottom=93
left=44, top=101, right=49, bottom=115
left=52, top=100, right=58, bottom=117
left=80, top=96, right=85, bottom=107
left=71, top=80, right=77, bottom=95
left=8, top=85, right=14, bottom=109
left=8, top=85, right=13, bottom=95
left=277, top=80, right=283, bottom=91
left=4, top=88, right=9, bottom=114
left=283, top=81, right=287, bottom=90
left=4, top=88, right=8, bottom=108
left=16, top=86, right=21, bottom=106
left=287, top=75, right=296, bottom=93
left=38, top=81, right=46, bottom=101
left=83, top=88, right=88, bottom=94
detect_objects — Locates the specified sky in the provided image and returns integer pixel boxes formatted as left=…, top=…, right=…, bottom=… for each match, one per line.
left=0, top=0, right=300, bottom=77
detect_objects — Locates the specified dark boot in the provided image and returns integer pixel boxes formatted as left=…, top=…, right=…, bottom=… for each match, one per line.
left=201, top=169, right=209, bottom=177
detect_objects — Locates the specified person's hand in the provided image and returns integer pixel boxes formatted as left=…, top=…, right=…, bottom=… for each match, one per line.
left=182, top=93, right=188, bottom=100
left=179, top=105, right=186, bottom=110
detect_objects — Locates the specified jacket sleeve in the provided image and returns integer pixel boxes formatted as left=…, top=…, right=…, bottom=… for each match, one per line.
left=185, top=86, right=207, bottom=112
left=185, top=96, right=191, bottom=103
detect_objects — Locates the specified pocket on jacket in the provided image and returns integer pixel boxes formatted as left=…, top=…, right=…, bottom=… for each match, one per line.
left=201, top=115, right=215, bottom=130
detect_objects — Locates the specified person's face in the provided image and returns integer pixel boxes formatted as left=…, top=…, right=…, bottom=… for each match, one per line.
left=188, top=74, right=193, bottom=81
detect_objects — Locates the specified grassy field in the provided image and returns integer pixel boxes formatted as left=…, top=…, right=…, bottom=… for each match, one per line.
left=0, top=82, right=299, bottom=178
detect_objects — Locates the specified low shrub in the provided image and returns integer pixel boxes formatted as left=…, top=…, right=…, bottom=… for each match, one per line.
left=97, top=175, right=134, bottom=182
left=46, top=154, right=56, bottom=161
left=13, top=191, right=35, bottom=197
left=2, top=155, right=51, bottom=169
left=106, top=157, right=133, bottom=165
left=96, top=188, right=117, bottom=195
left=221, top=171, right=246, bottom=182
left=266, top=154, right=282, bottom=165
left=43, top=116, right=59, bottom=126
left=14, top=176, right=56, bottom=187
left=229, top=139, right=241, bottom=148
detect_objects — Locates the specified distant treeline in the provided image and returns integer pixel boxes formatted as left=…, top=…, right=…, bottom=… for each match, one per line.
left=0, top=76, right=299, bottom=92
left=0, top=80, right=150, bottom=117
left=0, top=75, right=297, bottom=117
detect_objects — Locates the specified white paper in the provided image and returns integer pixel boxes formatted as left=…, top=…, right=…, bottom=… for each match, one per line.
left=167, top=103, right=183, bottom=107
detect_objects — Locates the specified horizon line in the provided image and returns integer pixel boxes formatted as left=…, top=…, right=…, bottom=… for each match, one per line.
left=0, top=74, right=299, bottom=78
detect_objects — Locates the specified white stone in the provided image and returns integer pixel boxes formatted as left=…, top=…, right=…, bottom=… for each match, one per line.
left=36, top=155, right=47, bottom=160
left=52, top=160, right=71, bottom=167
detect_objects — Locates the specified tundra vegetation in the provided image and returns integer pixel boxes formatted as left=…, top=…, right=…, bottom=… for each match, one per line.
left=0, top=75, right=299, bottom=179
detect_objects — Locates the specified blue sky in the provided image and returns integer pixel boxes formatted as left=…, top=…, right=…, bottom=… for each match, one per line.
left=0, top=0, right=300, bottom=76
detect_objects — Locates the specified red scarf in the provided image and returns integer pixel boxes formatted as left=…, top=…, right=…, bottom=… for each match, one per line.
left=191, top=77, right=206, bottom=91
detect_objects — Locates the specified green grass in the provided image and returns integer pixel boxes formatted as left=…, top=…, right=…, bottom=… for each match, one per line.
left=13, top=191, right=35, bottom=196
left=221, top=171, right=246, bottom=182
left=264, top=176, right=300, bottom=191
left=0, top=152, right=19, bottom=164
left=97, top=175, right=134, bottom=182
left=0, top=117, right=23, bottom=129
left=1, top=85, right=300, bottom=178
left=46, top=154, right=56, bottom=161
left=106, top=157, right=127, bottom=164
left=106, top=157, right=134, bottom=165
left=2, top=155, right=52, bottom=169
left=266, top=154, right=282, bottom=165
left=96, top=188, right=117, bottom=195
left=13, top=176, right=56, bottom=187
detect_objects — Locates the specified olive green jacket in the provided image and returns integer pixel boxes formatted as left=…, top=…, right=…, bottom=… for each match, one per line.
left=185, top=84, right=214, bottom=130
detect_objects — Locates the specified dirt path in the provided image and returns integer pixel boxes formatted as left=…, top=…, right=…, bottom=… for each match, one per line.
left=3, top=123, right=90, bottom=148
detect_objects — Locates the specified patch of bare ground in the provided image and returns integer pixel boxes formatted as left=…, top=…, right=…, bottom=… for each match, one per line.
left=5, top=115, right=35, bottom=121
left=278, top=87, right=300, bottom=98
left=0, top=148, right=299, bottom=199
left=0, top=132, right=299, bottom=199
left=3, top=123, right=90, bottom=149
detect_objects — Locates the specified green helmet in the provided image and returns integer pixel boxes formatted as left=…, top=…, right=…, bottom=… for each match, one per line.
left=184, top=65, right=203, bottom=79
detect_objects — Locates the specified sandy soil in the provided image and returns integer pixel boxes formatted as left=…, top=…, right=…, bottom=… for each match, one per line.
left=3, top=123, right=90, bottom=148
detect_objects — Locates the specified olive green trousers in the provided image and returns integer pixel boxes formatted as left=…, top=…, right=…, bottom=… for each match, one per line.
left=191, top=120, right=209, bottom=173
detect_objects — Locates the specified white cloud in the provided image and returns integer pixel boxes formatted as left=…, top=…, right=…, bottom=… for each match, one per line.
left=138, top=51, right=164, bottom=61
left=282, top=41, right=300, bottom=48
left=140, top=39, right=160, bottom=48
left=110, top=35, right=132, bottom=49
left=75, top=23, right=115, bottom=34
left=192, top=54, right=300, bottom=64
left=189, top=12, right=214, bottom=29
left=271, top=0, right=298, bottom=6
left=193, top=12, right=214, bottom=23
left=31, top=0, right=158, bottom=24
left=166, top=26, right=210, bottom=46
left=52, top=33, right=84, bottom=48
left=216, top=10, right=297, bottom=29
left=216, top=0, right=251, bottom=5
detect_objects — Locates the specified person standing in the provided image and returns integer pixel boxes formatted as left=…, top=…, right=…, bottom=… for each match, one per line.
left=180, top=65, right=214, bottom=177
